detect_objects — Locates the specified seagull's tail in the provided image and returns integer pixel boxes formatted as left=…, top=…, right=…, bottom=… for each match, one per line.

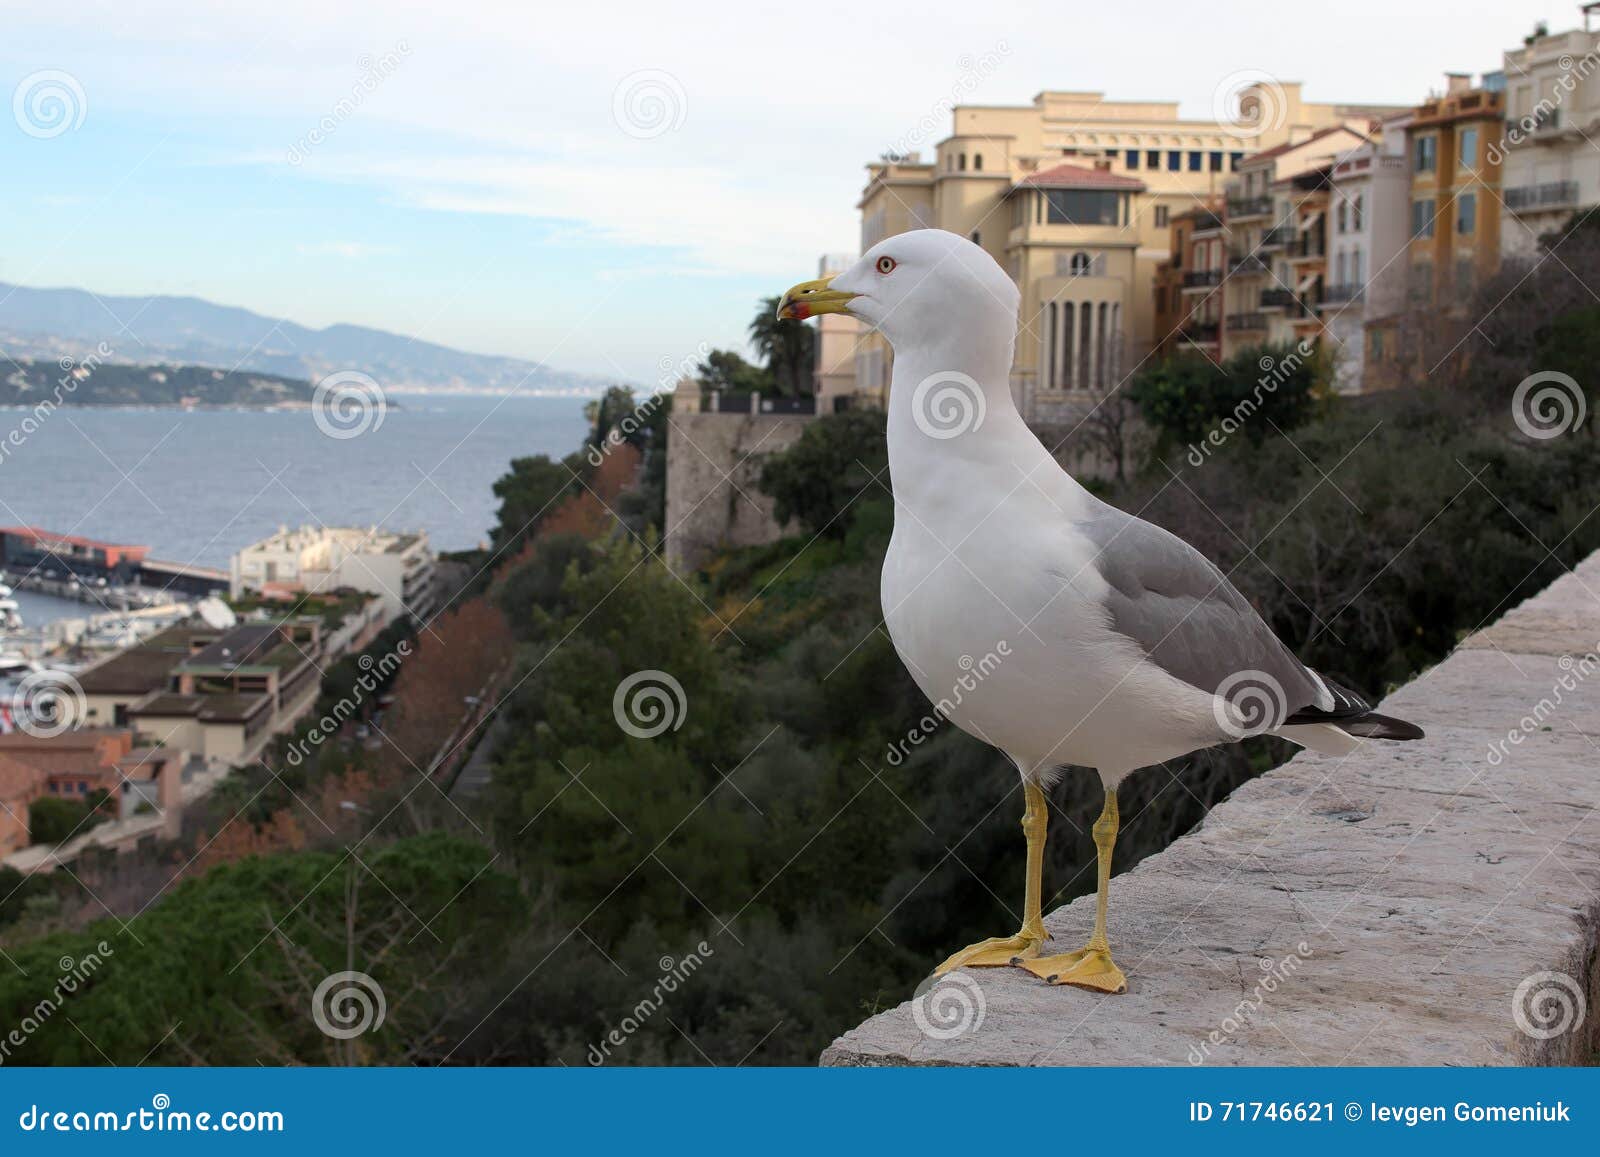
left=1275, top=674, right=1425, bottom=754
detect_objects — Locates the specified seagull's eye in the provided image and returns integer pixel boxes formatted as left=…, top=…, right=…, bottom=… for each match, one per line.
left=876, top=256, right=897, bottom=275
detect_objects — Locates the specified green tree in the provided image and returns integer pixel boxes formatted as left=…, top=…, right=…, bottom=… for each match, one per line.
left=490, top=451, right=588, bottom=554
left=748, top=296, right=816, bottom=396
left=696, top=349, right=773, bottom=395
left=1128, top=341, right=1321, bottom=453
left=758, top=410, right=888, bottom=538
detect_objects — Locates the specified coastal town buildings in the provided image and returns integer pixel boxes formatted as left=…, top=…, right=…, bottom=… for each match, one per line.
left=229, top=524, right=437, bottom=622
left=76, top=618, right=324, bottom=764
left=0, top=728, right=183, bottom=855
left=1499, top=14, right=1600, bottom=257
left=847, top=84, right=1402, bottom=421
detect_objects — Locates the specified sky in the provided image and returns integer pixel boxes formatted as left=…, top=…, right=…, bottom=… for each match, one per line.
left=0, top=0, right=1569, bottom=385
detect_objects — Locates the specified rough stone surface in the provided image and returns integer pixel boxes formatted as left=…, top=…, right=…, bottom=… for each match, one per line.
left=822, top=553, right=1600, bottom=1067
left=664, top=412, right=814, bottom=571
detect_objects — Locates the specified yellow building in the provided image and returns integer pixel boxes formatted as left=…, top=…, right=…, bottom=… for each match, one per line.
left=850, top=85, right=1401, bottom=421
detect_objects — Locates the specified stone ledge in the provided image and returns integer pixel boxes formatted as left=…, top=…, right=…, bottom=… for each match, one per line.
left=822, top=553, right=1600, bottom=1067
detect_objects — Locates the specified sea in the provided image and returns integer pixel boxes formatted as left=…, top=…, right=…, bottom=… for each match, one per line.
left=0, top=393, right=594, bottom=621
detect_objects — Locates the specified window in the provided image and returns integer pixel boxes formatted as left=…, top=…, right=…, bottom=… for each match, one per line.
left=1230, top=152, right=1244, bottom=171
left=973, top=154, right=983, bottom=171
left=1337, top=201, right=1348, bottom=234
left=1125, top=149, right=1140, bottom=170
left=1167, top=150, right=1181, bottom=171
left=1353, top=194, right=1364, bottom=230
left=1411, top=198, right=1436, bottom=238
left=1154, top=204, right=1169, bottom=227
left=1146, top=149, right=1160, bottom=169
left=1069, top=251, right=1093, bottom=274
left=1413, top=135, right=1437, bottom=172
left=958, top=153, right=967, bottom=171
left=1209, top=151, right=1223, bottom=172
left=1459, top=127, right=1477, bottom=168
left=1044, top=189, right=1122, bottom=226
left=1187, top=150, right=1202, bottom=172
left=1457, top=192, right=1476, bottom=234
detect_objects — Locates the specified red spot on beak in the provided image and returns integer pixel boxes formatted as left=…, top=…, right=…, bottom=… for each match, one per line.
left=792, top=303, right=811, bottom=320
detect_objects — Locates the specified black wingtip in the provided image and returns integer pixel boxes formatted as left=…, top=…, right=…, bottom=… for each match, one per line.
left=1338, top=712, right=1425, bottom=742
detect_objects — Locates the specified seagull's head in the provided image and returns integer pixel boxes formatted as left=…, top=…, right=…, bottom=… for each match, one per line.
left=777, top=229, right=1019, bottom=348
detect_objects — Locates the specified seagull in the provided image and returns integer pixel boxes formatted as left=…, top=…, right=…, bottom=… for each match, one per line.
left=778, top=229, right=1422, bottom=994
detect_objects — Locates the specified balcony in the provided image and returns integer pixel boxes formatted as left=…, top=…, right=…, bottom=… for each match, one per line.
left=1289, top=233, right=1326, bottom=260
left=1190, top=210, right=1225, bottom=233
left=1260, top=222, right=1297, bottom=250
left=1180, top=321, right=1220, bottom=345
left=1260, top=288, right=1298, bottom=310
left=1320, top=283, right=1364, bottom=305
left=1505, top=181, right=1580, bottom=214
left=1182, top=269, right=1223, bottom=289
left=1228, top=252, right=1269, bottom=276
left=1227, top=194, right=1273, bottom=219
left=1227, top=312, right=1268, bottom=332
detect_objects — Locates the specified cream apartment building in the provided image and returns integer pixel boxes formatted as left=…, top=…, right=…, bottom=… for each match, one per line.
left=230, top=525, right=437, bottom=622
left=850, top=84, right=1400, bottom=421
left=1500, top=15, right=1600, bottom=257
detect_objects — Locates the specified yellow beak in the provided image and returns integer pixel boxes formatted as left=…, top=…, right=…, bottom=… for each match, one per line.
left=776, top=276, right=857, bottom=321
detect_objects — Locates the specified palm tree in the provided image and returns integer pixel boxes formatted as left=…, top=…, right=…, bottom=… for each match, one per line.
left=749, top=296, right=816, bottom=397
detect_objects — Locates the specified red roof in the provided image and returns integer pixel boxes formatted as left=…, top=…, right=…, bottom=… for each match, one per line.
left=0, top=526, right=148, bottom=561
left=1015, top=163, right=1145, bottom=192
left=1242, top=125, right=1368, bottom=166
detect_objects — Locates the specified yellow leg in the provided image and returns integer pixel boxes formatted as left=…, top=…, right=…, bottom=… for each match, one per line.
left=934, top=780, right=1049, bottom=972
left=1016, top=787, right=1128, bottom=993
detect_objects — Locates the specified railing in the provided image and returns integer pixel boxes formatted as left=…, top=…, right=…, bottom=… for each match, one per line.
left=1321, top=283, right=1365, bottom=304
left=707, top=392, right=817, bottom=415
left=1260, top=288, right=1297, bottom=309
left=1260, top=222, right=1297, bottom=249
left=1226, top=312, right=1268, bottom=332
left=1182, top=269, right=1223, bottom=288
left=1505, top=181, right=1580, bottom=213
left=1190, top=210, right=1224, bottom=232
left=1291, top=233, right=1326, bottom=259
left=1180, top=322, right=1220, bottom=344
left=1228, top=252, right=1269, bottom=275
left=1227, top=194, right=1273, bottom=218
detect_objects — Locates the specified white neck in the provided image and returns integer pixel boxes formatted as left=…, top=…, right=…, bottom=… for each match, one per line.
left=883, top=325, right=1091, bottom=517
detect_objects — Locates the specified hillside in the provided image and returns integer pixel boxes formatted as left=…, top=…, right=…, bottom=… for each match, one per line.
left=0, top=281, right=611, bottom=395
left=0, top=358, right=316, bottom=408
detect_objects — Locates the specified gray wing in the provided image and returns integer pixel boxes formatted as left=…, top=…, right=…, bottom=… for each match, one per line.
left=1078, top=506, right=1329, bottom=716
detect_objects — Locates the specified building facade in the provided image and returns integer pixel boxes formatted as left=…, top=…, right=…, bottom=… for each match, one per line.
left=1500, top=17, right=1600, bottom=257
left=230, top=525, right=437, bottom=622
left=849, top=85, right=1400, bottom=421
left=1323, top=119, right=1412, bottom=392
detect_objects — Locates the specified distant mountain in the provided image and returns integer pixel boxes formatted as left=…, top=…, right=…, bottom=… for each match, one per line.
left=0, top=281, right=614, bottom=395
